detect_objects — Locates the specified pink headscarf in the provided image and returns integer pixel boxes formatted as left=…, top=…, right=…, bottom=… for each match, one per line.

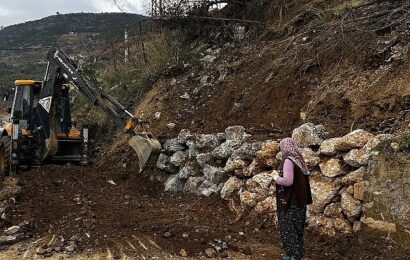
left=279, top=138, right=310, bottom=176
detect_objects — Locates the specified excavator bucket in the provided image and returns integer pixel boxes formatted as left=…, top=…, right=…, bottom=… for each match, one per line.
left=128, top=133, right=161, bottom=172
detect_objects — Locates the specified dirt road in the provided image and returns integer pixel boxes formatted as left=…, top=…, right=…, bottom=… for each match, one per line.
left=0, top=149, right=408, bottom=259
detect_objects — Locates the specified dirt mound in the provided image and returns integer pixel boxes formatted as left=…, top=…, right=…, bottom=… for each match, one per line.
left=131, top=1, right=409, bottom=140
left=135, top=39, right=409, bottom=140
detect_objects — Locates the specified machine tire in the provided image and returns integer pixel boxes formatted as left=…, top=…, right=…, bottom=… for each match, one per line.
left=0, top=136, right=11, bottom=177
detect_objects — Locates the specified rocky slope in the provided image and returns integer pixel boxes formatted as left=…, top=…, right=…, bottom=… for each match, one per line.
left=131, top=1, right=409, bottom=139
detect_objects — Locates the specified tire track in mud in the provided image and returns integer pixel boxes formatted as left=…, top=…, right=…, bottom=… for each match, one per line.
left=4, top=234, right=176, bottom=259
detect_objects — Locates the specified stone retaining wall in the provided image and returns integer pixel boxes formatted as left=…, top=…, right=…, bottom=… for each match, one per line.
left=155, top=123, right=408, bottom=239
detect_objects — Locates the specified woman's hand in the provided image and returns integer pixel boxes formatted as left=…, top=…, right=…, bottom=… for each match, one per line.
left=271, top=170, right=280, bottom=183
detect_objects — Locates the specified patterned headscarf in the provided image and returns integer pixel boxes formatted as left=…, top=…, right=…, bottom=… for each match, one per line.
left=279, top=138, right=310, bottom=176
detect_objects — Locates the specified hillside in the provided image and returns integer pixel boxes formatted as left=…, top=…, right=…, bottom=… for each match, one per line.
left=132, top=4, right=410, bottom=138
left=0, top=13, right=145, bottom=88
left=0, top=1, right=409, bottom=259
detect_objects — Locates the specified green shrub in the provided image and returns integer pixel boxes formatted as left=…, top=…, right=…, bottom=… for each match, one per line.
left=373, top=135, right=410, bottom=154
left=70, top=30, right=193, bottom=139
left=398, top=135, right=410, bottom=153
left=373, top=139, right=393, bottom=153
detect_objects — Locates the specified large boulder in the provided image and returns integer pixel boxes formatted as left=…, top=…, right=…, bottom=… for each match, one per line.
left=184, top=176, right=205, bottom=194
left=170, top=151, right=188, bottom=167
left=308, top=215, right=352, bottom=236
left=292, top=123, right=325, bottom=147
left=196, top=153, right=213, bottom=167
left=225, top=126, right=250, bottom=142
left=255, top=141, right=280, bottom=168
left=343, top=149, right=370, bottom=167
left=178, top=162, right=197, bottom=180
left=341, top=167, right=367, bottom=185
left=220, top=176, right=243, bottom=200
left=186, top=140, right=199, bottom=159
left=177, top=129, right=194, bottom=144
left=231, top=142, right=265, bottom=161
left=340, top=191, right=362, bottom=218
left=323, top=202, right=343, bottom=218
left=196, top=134, right=220, bottom=150
left=240, top=191, right=264, bottom=208
left=318, top=138, right=342, bottom=155
left=216, top=132, right=227, bottom=142
left=234, top=159, right=265, bottom=178
left=336, top=129, right=374, bottom=151
left=310, top=178, right=341, bottom=213
left=224, top=158, right=247, bottom=173
left=164, top=138, right=186, bottom=153
left=253, top=196, right=277, bottom=215
left=203, top=165, right=227, bottom=184
left=360, top=217, right=397, bottom=233
left=164, top=174, right=185, bottom=193
left=319, top=158, right=347, bottom=178
left=319, top=130, right=374, bottom=155
left=211, top=140, right=241, bottom=160
left=301, top=148, right=321, bottom=170
left=197, top=180, right=221, bottom=197
left=245, top=171, right=274, bottom=196
left=157, top=153, right=177, bottom=173
left=242, top=159, right=267, bottom=177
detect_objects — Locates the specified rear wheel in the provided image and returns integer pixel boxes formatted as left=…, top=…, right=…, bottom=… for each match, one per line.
left=0, top=136, right=11, bottom=177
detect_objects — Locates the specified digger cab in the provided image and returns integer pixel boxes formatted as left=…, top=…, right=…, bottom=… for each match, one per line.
left=11, top=80, right=42, bottom=131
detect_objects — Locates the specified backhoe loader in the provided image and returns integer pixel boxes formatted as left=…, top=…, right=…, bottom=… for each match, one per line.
left=0, top=48, right=160, bottom=176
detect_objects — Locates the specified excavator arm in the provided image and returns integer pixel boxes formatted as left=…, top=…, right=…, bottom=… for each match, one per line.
left=46, top=48, right=140, bottom=132
left=44, top=48, right=160, bottom=171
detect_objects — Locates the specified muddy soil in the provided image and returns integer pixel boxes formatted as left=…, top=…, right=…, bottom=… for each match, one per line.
left=0, top=146, right=408, bottom=259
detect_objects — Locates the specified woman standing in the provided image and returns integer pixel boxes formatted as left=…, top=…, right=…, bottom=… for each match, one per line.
left=272, top=138, right=312, bottom=260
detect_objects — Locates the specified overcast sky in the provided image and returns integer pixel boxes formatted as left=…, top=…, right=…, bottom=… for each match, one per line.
left=0, top=0, right=149, bottom=27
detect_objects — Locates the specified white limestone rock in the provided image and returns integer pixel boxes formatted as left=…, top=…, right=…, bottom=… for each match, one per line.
left=184, top=176, right=205, bottom=194
left=245, top=171, right=274, bottom=196
left=343, top=149, right=370, bottom=167
left=157, top=153, right=177, bottom=173
left=301, top=148, right=321, bottom=170
left=341, top=167, right=367, bottom=185
left=292, top=123, right=325, bottom=147
left=203, top=165, right=227, bottom=184
left=164, top=138, right=186, bottom=153
left=341, top=191, right=362, bottom=218
left=220, top=176, right=243, bottom=200
left=170, top=151, right=188, bottom=167
left=164, top=174, right=185, bottom=193
left=196, top=134, right=220, bottom=150
left=225, top=126, right=250, bottom=142
left=211, top=140, right=241, bottom=160
left=310, top=178, right=341, bottom=213
left=319, top=158, right=347, bottom=178
left=224, top=158, right=247, bottom=173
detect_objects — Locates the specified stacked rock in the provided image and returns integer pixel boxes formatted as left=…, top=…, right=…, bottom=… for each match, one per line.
left=156, top=123, right=393, bottom=236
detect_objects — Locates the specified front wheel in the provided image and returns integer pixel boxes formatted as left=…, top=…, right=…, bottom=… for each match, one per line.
left=0, top=136, right=11, bottom=177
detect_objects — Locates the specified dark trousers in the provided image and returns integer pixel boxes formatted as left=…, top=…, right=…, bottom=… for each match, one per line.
left=277, top=205, right=307, bottom=260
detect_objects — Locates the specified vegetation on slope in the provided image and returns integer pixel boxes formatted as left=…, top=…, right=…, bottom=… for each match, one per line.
left=0, top=13, right=146, bottom=89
